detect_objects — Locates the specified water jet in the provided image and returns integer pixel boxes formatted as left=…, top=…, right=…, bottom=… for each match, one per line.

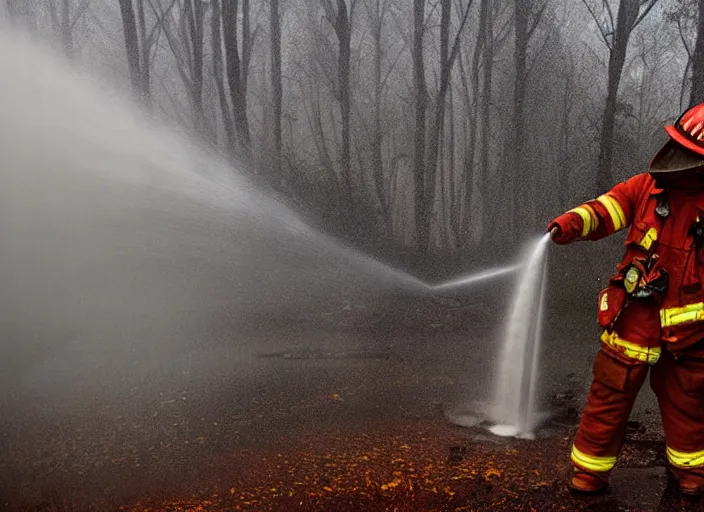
left=444, top=234, right=552, bottom=439
left=432, top=265, right=519, bottom=292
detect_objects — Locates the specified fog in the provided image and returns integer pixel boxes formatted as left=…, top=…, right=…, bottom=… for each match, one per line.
left=0, top=0, right=690, bottom=509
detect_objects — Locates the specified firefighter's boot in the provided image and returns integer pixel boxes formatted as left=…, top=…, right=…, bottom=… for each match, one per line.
left=570, top=468, right=609, bottom=494
left=679, top=479, right=704, bottom=497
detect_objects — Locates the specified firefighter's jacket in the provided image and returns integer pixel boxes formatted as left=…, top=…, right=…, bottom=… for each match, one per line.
left=553, top=173, right=704, bottom=352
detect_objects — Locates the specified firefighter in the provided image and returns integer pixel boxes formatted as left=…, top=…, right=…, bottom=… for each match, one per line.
left=549, top=103, right=704, bottom=496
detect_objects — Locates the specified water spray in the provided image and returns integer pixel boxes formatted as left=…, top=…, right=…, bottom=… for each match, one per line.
left=432, top=264, right=520, bottom=292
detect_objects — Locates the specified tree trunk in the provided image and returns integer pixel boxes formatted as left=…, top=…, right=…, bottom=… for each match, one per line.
left=425, top=0, right=470, bottom=250
left=438, top=102, right=448, bottom=248
left=424, top=0, right=452, bottom=252
left=478, top=19, right=493, bottom=208
left=596, top=0, right=640, bottom=193
left=212, top=0, right=236, bottom=153
left=371, top=0, right=386, bottom=223
left=60, top=0, right=74, bottom=58
left=337, top=0, right=354, bottom=202
left=135, top=0, right=151, bottom=107
left=512, top=0, right=529, bottom=229
left=183, top=0, right=205, bottom=134
left=691, top=0, right=704, bottom=104
left=475, top=0, right=493, bottom=248
left=242, top=0, right=252, bottom=106
left=270, top=0, right=283, bottom=181
left=456, top=49, right=474, bottom=252
left=119, top=0, right=150, bottom=107
left=447, top=82, right=458, bottom=250
left=118, top=0, right=143, bottom=102
left=222, top=0, right=252, bottom=155
left=413, top=0, right=428, bottom=252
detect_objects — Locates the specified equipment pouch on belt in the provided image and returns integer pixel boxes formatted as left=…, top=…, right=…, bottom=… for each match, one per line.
left=598, top=259, right=668, bottom=329
left=597, top=285, right=627, bottom=329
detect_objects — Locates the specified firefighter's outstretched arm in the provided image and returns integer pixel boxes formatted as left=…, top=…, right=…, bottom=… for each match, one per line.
left=548, top=176, right=642, bottom=244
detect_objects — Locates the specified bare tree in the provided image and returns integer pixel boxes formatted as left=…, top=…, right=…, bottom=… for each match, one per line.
left=665, top=0, right=696, bottom=109
left=47, top=0, right=91, bottom=59
left=119, top=0, right=163, bottom=107
left=150, top=0, right=207, bottom=135
left=211, top=0, right=235, bottom=151
left=119, top=0, right=141, bottom=100
left=221, top=0, right=254, bottom=156
left=581, top=0, right=660, bottom=192
left=413, top=0, right=428, bottom=251
left=363, top=0, right=387, bottom=224
left=270, top=0, right=283, bottom=181
left=511, top=0, right=548, bottom=224
left=320, top=0, right=357, bottom=203
left=424, top=0, right=472, bottom=250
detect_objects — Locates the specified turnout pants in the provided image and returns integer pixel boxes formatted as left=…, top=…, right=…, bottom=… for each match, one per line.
left=572, top=302, right=704, bottom=486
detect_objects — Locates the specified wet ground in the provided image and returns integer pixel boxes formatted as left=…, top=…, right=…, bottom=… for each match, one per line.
left=0, top=270, right=694, bottom=511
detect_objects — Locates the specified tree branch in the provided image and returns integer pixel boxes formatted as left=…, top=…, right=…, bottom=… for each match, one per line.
left=147, top=0, right=177, bottom=44
left=603, top=0, right=615, bottom=35
left=447, top=0, right=473, bottom=70
left=580, top=0, right=612, bottom=48
left=147, top=0, right=192, bottom=90
left=676, top=15, right=692, bottom=59
left=381, top=40, right=407, bottom=91
left=633, top=0, right=661, bottom=32
left=527, top=0, right=548, bottom=41
left=70, top=0, right=90, bottom=31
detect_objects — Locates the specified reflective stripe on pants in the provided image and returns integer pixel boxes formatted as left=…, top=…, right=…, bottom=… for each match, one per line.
left=571, top=445, right=616, bottom=473
left=667, top=446, right=704, bottom=469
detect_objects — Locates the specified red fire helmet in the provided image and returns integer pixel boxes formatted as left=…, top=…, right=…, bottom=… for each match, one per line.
left=650, top=103, right=704, bottom=173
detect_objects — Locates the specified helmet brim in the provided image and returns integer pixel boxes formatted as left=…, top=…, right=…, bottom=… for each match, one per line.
left=649, top=137, right=704, bottom=174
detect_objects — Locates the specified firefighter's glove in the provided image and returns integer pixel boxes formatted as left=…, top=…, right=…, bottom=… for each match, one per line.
left=548, top=212, right=583, bottom=245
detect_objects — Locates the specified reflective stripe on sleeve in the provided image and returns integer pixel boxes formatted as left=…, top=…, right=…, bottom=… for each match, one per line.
left=600, top=331, right=660, bottom=364
left=571, top=445, right=616, bottom=473
left=568, top=205, right=598, bottom=237
left=596, top=194, right=626, bottom=232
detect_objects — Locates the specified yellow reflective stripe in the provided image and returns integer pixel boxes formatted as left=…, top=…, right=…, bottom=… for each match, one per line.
left=600, top=331, right=660, bottom=364
left=571, top=445, right=616, bottom=472
left=639, top=227, right=658, bottom=252
left=667, top=446, right=704, bottom=468
left=568, top=206, right=597, bottom=237
left=660, top=302, right=704, bottom=328
left=597, top=194, right=626, bottom=231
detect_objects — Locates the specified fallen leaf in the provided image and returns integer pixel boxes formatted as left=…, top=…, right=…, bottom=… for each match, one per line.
left=484, top=467, right=503, bottom=479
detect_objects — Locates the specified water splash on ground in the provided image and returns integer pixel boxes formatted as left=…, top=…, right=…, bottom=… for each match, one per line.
left=488, top=233, right=551, bottom=438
